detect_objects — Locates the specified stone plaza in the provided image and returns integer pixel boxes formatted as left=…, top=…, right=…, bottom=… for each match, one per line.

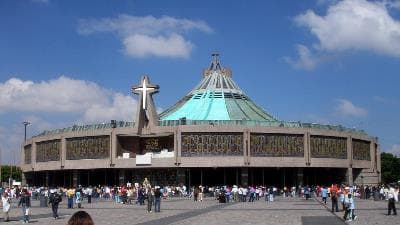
left=2, top=196, right=397, bottom=225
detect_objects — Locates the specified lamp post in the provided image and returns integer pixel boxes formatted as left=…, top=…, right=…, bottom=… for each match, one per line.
left=23, top=121, right=30, bottom=142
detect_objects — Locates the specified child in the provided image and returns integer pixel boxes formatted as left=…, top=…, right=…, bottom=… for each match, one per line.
left=346, top=193, right=357, bottom=221
left=2, top=192, right=11, bottom=222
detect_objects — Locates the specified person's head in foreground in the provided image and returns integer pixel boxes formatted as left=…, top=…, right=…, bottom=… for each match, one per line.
left=68, top=211, right=94, bottom=225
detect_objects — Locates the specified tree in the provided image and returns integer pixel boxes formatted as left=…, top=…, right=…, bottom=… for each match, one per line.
left=381, top=152, right=400, bottom=184
left=0, top=165, right=22, bottom=184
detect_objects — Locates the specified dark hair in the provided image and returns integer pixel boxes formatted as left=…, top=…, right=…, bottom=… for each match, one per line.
left=68, top=211, right=94, bottom=225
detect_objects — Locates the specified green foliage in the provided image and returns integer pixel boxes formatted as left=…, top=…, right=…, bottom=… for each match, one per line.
left=0, top=165, right=22, bottom=183
left=381, top=152, right=400, bottom=184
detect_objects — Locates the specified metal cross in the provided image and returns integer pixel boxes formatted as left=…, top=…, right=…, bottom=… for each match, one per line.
left=132, top=77, right=158, bottom=110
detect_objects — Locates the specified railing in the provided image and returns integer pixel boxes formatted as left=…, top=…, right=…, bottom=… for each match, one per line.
left=33, top=119, right=367, bottom=138
left=34, top=121, right=135, bottom=137
left=158, top=120, right=366, bottom=135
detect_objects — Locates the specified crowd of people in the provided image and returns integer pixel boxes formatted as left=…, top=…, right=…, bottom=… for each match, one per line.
left=0, top=180, right=398, bottom=224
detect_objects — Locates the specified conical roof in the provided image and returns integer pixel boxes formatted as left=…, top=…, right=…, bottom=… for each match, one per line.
left=159, top=53, right=277, bottom=121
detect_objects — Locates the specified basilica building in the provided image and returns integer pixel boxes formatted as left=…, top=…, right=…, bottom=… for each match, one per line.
left=21, top=54, right=380, bottom=187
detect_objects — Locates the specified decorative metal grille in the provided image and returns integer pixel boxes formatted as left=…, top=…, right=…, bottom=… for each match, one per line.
left=66, top=135, right=110, bottom=160
left=310, top=136, right=347, bottom=159
left=181, top=133, right=243, bottom=156
left=36, top=140, right=61, bottom=162
left=352, top=139, right=371, bottom=160
left=250, top=134, right=304, bottom=157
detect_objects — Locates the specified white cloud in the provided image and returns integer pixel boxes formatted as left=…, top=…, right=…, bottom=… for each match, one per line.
left=82, top=93, right=137, bottom=123
left=335, top=99, right=368, bottom=117
left=387, top=144, right=400, bottom=156
left=0, top=76, right=138, bottom=122
left=78, top=14, right=212, bottom=59
left=0, top=76, right=140, bottom=164
left=123, top=33, right=193, bottom=58
left=296, top=0, right=400, bottom=57
left=284, top=45, right=319, bottom=71
left=0, top=76, right=109, bottom=113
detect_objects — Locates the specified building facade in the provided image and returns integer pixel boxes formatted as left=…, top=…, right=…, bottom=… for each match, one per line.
left=21, top=54, right=381, bottom=188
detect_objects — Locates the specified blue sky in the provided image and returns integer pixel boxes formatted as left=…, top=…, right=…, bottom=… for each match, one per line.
left=1, top=0, right=400, bottom=164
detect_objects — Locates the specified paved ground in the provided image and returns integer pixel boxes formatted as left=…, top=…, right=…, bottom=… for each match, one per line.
left=2, top=196, right=398, bottom=225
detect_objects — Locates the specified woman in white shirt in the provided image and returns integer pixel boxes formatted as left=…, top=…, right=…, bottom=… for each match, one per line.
left=2, top=192, right=11, bottom=222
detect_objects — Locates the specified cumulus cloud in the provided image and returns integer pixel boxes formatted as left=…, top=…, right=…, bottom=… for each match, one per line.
left=335, top=99, right=368, bottom=117
left=284, top=45, right=319, bottom=71
left=387, top=144, right=400, bottom=156
left=0, top=76, right=140, bottom=164
left=78, top=14, right=212, bottom=58
left=83, top=93, right=137, bottom=123
left=289, top=0, right=400, bottom=70
left=0, top=76, right=137, bottom=122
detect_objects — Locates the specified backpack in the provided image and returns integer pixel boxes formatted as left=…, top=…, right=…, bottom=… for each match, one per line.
left=56, top=194, right=62, bottom=203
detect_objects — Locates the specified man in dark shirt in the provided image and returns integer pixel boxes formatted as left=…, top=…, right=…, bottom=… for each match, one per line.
left=154, top=187, right=162, bottom=212
left=18, top=188, right=31, bottom=223
left=49, top=189, right=62, bottom=219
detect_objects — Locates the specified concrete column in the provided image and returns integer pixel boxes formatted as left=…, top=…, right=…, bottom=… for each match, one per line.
left=175, top=128, right=181, bottom=164
left=347, top=168, right=353, bottom=186
left=243, top=130, right=250, bottom=165
left=370, top=140, right=376, bottom=171
left=236, top=168, right=239, bottom=185
left=176, top=168, right=185, bottom=185
left=87, top=170, right=90, bottom=186
left=73, top=170, right=79, bottom=187
left=200, top=168, right=203, bottom=185
left=61, top=137, right=66, bottom=168
left=241, top=167, right=248, bottom=186
left=110, top=131, right=117, bottom=166
left=304, top=132, right=310, bottom=166
left=246, top=130, right=250, bottom=164
left=376, top=144, right=381, bottom=183
left=119, top=169, right=125, bottom=185
left=31, top=142, right=37, bottom=170
left=297, top=168, right=303, bottom=187
left=188, top=169, right=191, bottom=188
left=347, top=136, right=353, bottom=185
left=223, top=168, right=226, bottom=185
left=45, top=171, right=49, bottom=187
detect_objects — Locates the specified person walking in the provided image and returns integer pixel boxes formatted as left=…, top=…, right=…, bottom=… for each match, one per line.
left=18, top=188, right=31, bottom=224
left=87, top=186, right=93, bottom=204
left=2, top=192, right=11, bottom=222
left=321, top=186, right=328, bottom=204
left=347, top=193, right=357, bottom=221
left=67, top=187, right=75, bottom=209
left=49, top=189, right=62, bottom=219
left=154, top=187, right=162, bottom=212
left=304, top=186, right=311, bottom=200
left=198, top=186, right=204, bottom=202
left=146, top=188, right=154, bottom=213
left=387, top=185, right=398, bottom=215
left=76, top=188, right=83, bottom=209
left=330, top=185, right=339, bottom=212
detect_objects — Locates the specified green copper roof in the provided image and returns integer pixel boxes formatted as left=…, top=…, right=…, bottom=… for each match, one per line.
left=160, top=53, right=276, bottom=122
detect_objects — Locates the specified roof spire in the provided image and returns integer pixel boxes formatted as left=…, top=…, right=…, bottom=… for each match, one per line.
left=210, top=51, right=222, bottom=71
left=203, top=52, right=232, bottom=77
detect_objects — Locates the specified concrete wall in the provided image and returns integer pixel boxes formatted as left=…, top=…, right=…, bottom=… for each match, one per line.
left=21, top=124, right=381, bottom=185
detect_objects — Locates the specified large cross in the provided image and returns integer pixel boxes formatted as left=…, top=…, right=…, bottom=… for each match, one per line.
left=132, top=76, right=159, bottom=110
